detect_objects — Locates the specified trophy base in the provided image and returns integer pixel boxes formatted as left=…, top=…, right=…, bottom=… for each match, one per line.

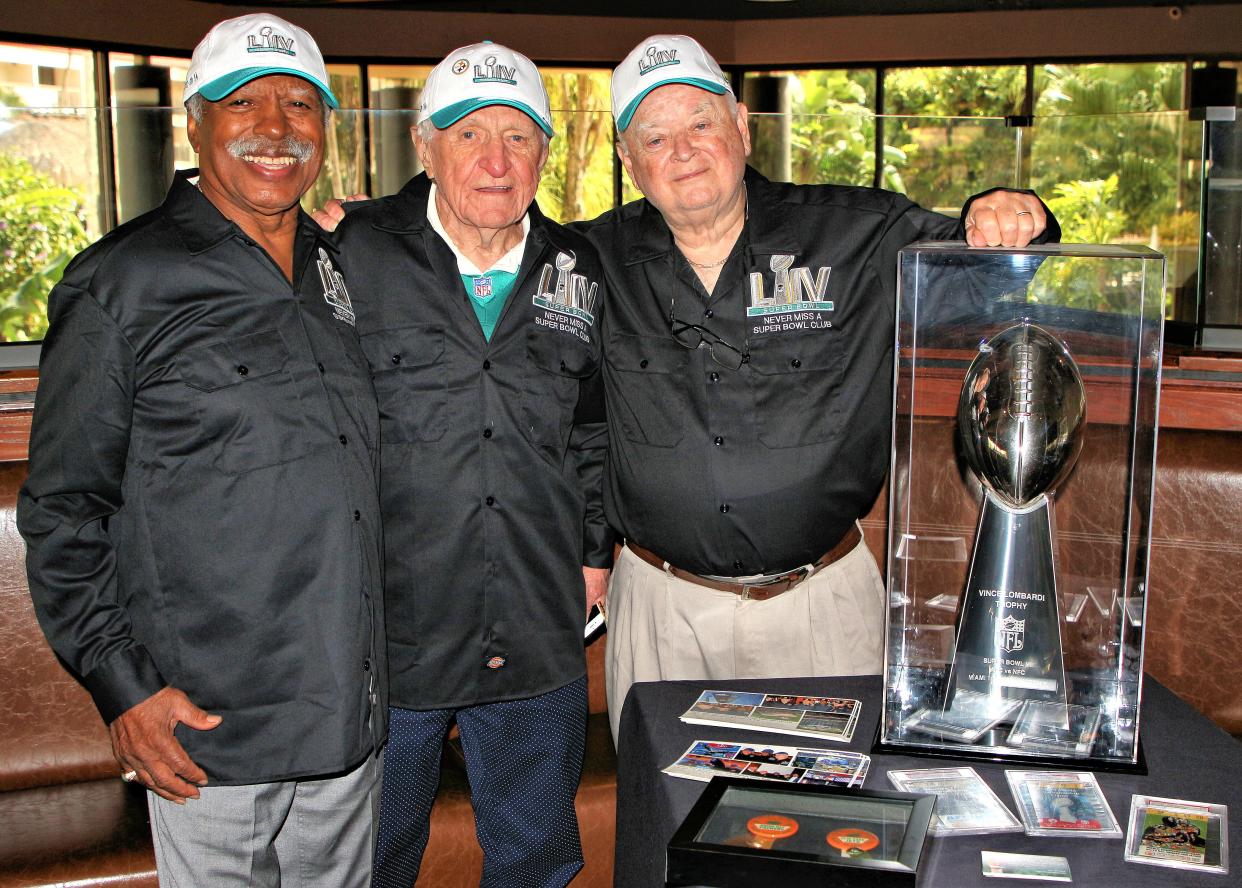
left=945, top=492, right=1067, bottom=709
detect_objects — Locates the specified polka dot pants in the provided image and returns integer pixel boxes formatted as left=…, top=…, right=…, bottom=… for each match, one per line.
left=372, top=677, right=587, bottom=888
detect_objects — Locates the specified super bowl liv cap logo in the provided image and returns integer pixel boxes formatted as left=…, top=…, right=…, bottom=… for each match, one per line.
left=747, top=254, right=834, bottom=336
left=247, top=24, right=296, bottom=56
left=638, top=43, right=679, bottom=76
left=474, top=55, right=517, bottom=85
left=532, top=251, right=598, bottom=344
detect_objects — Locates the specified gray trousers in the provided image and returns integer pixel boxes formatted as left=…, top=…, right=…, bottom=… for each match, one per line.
left=146, top=751, right=382, bottom=888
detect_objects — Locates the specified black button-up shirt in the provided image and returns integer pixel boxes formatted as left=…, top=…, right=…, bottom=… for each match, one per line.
left=18, top=170, right=386, bottom=785
left=579, top=169, right=1059, bottom=578
left=336, top=174, right=610, bottom=711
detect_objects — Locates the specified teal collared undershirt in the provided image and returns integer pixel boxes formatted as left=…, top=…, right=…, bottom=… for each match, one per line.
left=460, top=269, right=519, bottom=341
left=427, top=183, right=528, bottom=342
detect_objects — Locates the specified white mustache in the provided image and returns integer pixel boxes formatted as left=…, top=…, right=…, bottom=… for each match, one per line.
left=226, top=135, right=316, bottom=164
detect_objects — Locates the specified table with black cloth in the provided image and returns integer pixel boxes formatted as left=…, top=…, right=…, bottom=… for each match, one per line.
left=615, top=675, right=1241, bottom=887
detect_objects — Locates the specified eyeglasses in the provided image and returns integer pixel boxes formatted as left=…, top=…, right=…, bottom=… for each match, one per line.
left=668, top=316, right=750, bottom=371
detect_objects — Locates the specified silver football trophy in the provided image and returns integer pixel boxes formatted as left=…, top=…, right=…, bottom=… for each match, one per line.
left=945, top=322, right=1086, bottom=713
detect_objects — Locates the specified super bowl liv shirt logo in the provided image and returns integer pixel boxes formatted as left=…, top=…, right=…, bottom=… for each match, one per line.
left=247, top=25, right=295, bottom=56
left=532, top=251, right=597, bottom=344
left=317, top=248, right=355, bottom=326
left=747, top=254, right=834, bottom=336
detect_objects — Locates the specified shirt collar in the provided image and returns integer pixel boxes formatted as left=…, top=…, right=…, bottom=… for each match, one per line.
left=165, top=168, right=338, bottom=257
left=426, top=182, right=528, bottom=277
left=616, top=166, right=800, bottom=266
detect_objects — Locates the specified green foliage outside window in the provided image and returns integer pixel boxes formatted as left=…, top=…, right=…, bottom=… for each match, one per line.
left=0, top=153, right=88, bottom=341
left=537, top=70, right=615, bottom=225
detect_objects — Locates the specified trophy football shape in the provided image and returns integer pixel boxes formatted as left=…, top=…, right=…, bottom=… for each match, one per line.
left=945, top=322, right=1086, bottom=712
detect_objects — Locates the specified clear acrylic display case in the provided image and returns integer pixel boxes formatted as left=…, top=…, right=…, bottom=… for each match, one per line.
left=878, top=243, right=1165, bottom=771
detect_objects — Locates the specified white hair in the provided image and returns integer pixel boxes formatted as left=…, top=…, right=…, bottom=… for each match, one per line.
left=185, top=90, right=332, bottom=125
left=616, top=90, right=739, bottom=156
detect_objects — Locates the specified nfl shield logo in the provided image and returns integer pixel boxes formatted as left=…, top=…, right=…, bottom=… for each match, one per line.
left=999, top=615, right=1025, bottom=653
left=473, top=275, right=494, bottom=301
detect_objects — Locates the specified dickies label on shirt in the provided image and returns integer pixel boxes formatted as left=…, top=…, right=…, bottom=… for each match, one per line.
left=317, top=248, right=356, bottom=327
left=531, top=250, right=598, bottom=344
left=747, top=254, right=834, bottom=338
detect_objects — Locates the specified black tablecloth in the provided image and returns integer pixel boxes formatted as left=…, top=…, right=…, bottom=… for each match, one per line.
left=615, top=675, right=1240, bottom=887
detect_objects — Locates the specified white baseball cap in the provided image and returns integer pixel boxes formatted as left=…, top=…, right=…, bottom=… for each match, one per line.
left=419, top=41, right=554, bottom=138
left=612, top=34, right=732, bottom=131
left=183, top=14, right=338, bottom=110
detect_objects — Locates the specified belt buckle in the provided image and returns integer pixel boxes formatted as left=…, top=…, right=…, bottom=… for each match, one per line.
left=740, top=566, right=809, bottom=600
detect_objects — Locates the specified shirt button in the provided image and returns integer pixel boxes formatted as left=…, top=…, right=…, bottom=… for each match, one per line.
left=485, top=495, right=495, bottom=506
left=709, top=371, right=720, bottom=383
left=483, top=359, right=491, bottom=370
left=236, top=365, right=248, bottom=377
left=391, top=354, right=402, bottom=365
left=339, top=435, right=348, bottom=446
left=733, top=560, right=745, bottom=572
left=362, top=658, right=371, bottom=671
left=317, top=362, right=325, bottom=374
left=704, top=309, right=714, bottom=319
left=791, top=358, right=802, bottom=368
left=713, top=436, right=724, bottom=446
left=353, top=510, right=361, bottom=522
left=483, top=428, right=492, bottom=439
left=720, top=503, right=731, bottom=514
left=640, top=359, right=649, bottom=369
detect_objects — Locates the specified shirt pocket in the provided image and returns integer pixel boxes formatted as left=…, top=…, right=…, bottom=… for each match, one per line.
left=605, top=332, right=689, bottom=448
left=177, top=328, right=310, bottom=475
left=522, top=329, right=597, bottom=450
left=746, top=331, right=845, bottom=449
left=360, top=325, right=447, bottom=443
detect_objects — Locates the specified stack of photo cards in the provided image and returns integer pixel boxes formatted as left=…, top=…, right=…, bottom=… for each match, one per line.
left=679, top=690, right=861, bottom=743
left=1124, top=794, right=1229, bottom=875
left=663, top=739, right=870, bottom=788
left=886, top=767, right=1022, bottom=836
left=1005, top=770, right=1121, bottom=838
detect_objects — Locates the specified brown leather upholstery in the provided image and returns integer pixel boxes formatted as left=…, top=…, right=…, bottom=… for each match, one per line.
left=0, top=780, right=156, bottom=888
left=0, top=462, right=158, bottom=887
left=1143, top=429, right=1242, bottom=734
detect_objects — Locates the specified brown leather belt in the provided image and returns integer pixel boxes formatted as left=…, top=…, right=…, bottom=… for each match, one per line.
left=626, top=524, right=863, bottom=602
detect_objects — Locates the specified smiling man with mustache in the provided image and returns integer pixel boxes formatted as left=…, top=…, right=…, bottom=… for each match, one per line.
left=19, top=14, right=385, bottom=886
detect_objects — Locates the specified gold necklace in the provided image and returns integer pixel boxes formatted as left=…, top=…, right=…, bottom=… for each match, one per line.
left=686, top=254, right=729, bottom=270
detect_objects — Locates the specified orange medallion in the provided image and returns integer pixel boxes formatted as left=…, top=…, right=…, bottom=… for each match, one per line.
left=747, top=814, right=799, bottom=842
left=826, top=827, right=880, bottom=855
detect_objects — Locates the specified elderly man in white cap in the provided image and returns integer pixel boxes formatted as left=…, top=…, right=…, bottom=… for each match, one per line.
left=18, top=13, right=385, bottom=887
left=580, top=35, right=1061, bottom=744
left=332, top=41, right=610, bottom=887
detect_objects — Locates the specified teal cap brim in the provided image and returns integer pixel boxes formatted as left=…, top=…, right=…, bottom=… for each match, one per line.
left=429, top=98, right=555, bottom=138
left=617, top=77, right=728, bottom=130
left=195, top=67, right=339, bottom=110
